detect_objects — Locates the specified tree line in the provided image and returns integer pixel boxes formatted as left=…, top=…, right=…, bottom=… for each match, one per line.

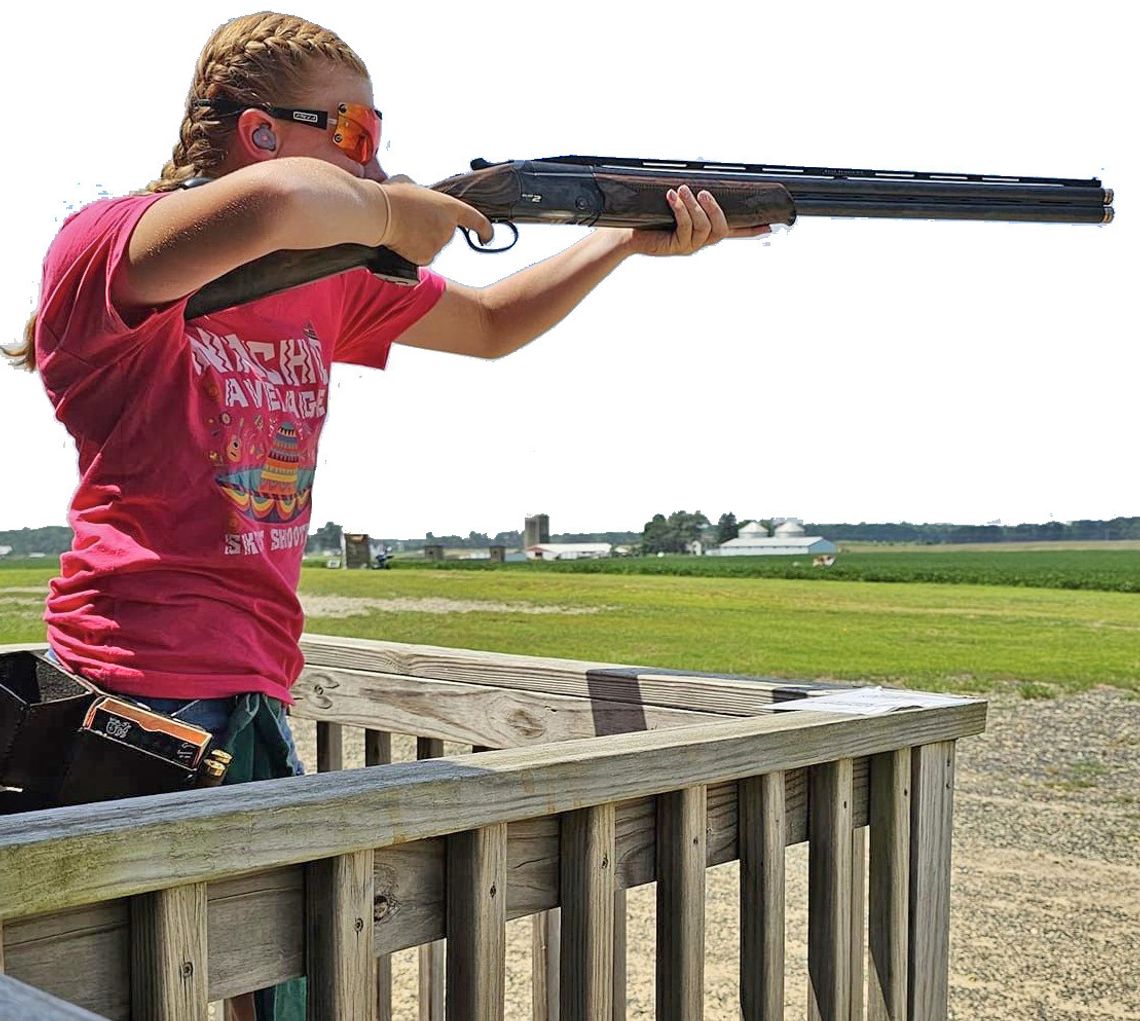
left=5, top=516, right=1140, bottom=560
left=803, top=518, right=1140, bottom=544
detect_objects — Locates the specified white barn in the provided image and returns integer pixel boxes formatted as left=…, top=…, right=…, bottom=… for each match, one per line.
left=526, top=543, right=612, bottom=561
left=711, top=520, right=837, bottom=557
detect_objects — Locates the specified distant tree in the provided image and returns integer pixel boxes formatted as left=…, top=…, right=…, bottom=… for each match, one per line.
left=306, top=521, right=343, bottom=552
left=641, top=510, right=709, bottom=554
left=0, top=526, right=73, bottom=557
left=641, top=513, right=673, bottom=554
left=716, top=512, right=739, bottom=544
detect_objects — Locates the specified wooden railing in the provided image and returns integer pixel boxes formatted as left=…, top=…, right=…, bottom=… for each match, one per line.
left=0, top=636, right=986, bottom=1020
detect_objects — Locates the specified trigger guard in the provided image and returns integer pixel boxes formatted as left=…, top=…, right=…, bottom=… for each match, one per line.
left=463, top=221, right=519, bottom=253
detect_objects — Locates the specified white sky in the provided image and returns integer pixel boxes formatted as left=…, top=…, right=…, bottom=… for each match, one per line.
left=1, top=1, right=1135, bottom=538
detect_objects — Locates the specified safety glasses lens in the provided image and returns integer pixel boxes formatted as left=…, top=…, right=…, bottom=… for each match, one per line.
left=334, top=103, right=381, bottom=165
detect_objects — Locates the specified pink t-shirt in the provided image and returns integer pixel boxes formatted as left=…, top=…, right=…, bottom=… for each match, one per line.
left=36, top=192, right=445, bottom=703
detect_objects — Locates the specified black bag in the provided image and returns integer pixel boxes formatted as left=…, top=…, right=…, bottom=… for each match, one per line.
left=0, top=650, right=99, bottom=799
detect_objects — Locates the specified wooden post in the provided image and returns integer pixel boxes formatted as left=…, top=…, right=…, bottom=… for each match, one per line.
left=532, top=908, right=560, bottom=1021
left=365, top=730, right=392, bottom=768
left=868, top=748, right=910, bottom=1021
left=808, top=758, right=854, bottom=1021
left=306, top=849, right=376, bottom=1021
left=656, top=785, right=706, bottom=1021
left=851, top=826, right=867, bottom=1021
left=907, top=742, right=955, bottom=1021
left=739, top=772, right=785, bottom=1021
left=130, top=881, right=209, bottom=1021
left=559, top=803, right=616, bottom=1021
left=612, top=889, right=627, bottom=1021
left=317, top=721, right=345, bottom=773
left=417, top=742, right=446, bottom=1021
left=418, top=737, right=446, bottom=1021
left=446, top=824, right=507, bottom=1021
left=366, top=730, right=394, bottom=1021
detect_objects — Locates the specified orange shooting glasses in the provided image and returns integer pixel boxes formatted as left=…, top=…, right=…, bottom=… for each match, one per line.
left=193, top=98, right=382, bottom=165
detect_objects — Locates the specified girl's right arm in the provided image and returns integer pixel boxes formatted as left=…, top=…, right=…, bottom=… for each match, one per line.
left=112, top=158, right=492, bottom=315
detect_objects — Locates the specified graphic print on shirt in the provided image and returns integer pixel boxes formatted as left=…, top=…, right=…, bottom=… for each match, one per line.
left=189, top=323, right=329, bottom=556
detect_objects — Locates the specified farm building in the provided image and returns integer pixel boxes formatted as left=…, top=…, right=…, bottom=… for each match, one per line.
left=711, top=519, right=838, bottom=557
left=526, top=542, right=612, bottom=560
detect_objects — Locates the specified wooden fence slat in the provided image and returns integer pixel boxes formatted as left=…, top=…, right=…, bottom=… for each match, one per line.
left=445, top=824, right=507, bottom=1021
left=907, top=742, right=955, bottom=1021
left=0, top=973, right=109, bottom=1020
left=656, top=785, right=706, bottom=1021
left=365, top=730, right=392, bottom=767
left=366, top=731, right=394, bottom=1021
left=306, top=849, right=375, bottom=1021
left=612, top=889, right=627, bottom=1021
left=298, top=634, right=840, bottom=717
left=294, top=667, right=720, bottom=749
left=808, top=758, right=854, bottom=1021
left=316, top=721, right=345, bottom=773
left=418, top=738, right=446, bottom=1021
left=868, top=748, right=910, bottom=1021
left=559, top=804, right=615, bottom=1021
left=739, top=772, right=785, bottom=1021
left=130, top=882, right=209, bottom=1021
left=532, top=908, right=560, bottom=1021
left=418, top=944, right=444, bottom=1021
left=851, top=826, right=867, bottom=1021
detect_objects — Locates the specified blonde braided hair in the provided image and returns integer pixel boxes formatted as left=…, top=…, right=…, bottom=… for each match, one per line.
left=6, top=12, right=368, bottom=369
left=147, top=11, right=369, bottom=191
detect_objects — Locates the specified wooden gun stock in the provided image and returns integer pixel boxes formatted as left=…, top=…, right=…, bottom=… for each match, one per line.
left=185, top=155, right=1111, bottom=319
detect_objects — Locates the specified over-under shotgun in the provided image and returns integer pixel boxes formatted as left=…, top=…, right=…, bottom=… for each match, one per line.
left=185, top=155, right=1114, bottom=319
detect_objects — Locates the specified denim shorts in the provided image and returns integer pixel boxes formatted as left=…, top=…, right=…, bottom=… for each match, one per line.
left=144, top=695, right=306, bottom=778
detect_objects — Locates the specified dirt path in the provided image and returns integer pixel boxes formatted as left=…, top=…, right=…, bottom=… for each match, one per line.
left=287, top=688, right=1139, bottom=1019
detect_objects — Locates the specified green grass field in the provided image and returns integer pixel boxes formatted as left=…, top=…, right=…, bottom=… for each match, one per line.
left=5, top=557, right=1136, bottom=696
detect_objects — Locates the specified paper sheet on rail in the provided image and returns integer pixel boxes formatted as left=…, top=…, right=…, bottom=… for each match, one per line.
left=768, top=687, right=978, bottom=716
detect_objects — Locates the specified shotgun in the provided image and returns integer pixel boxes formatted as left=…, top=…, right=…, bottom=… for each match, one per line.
left=184, top=154, right=1114, bottom=319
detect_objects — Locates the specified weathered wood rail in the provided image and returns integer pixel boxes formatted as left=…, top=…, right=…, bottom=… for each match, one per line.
left=0, top=636, right=985, bottom=1019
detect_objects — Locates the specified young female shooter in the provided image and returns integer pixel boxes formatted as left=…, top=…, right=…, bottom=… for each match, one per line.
left=5, top=12, right=768, bottom=1018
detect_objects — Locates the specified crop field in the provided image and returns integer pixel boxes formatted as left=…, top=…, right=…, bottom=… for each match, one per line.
left=403, top=548, right=1140, bottom=592
left=5, top=555, right=1136, bottom=695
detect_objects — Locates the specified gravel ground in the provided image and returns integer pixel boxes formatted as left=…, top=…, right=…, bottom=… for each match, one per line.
left=282, top=687, right=1139, bottom=1019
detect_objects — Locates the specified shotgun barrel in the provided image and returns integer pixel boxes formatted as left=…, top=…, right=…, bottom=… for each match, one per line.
left=537, top=155, right=1113, bottom=220
left=185, top=154, right=1113, bottom=319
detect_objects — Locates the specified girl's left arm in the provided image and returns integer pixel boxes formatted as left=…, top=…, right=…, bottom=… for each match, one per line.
left=395, top=187, right=769, bottom=359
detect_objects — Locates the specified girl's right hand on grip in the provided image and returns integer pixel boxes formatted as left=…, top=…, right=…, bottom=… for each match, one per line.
left=377, top=183, right=493, bottom=265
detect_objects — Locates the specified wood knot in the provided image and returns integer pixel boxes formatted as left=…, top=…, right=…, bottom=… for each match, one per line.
left=180, top=962, right=194, bottom=979
left=506, top=708, right=545, bottom=740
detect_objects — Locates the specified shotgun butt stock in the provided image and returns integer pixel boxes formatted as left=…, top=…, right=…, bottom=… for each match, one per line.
left=184, top=243, right=418, bottom=320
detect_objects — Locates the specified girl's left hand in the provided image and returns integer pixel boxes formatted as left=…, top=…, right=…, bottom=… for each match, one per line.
left=626, top=185, right=771, bottom=257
